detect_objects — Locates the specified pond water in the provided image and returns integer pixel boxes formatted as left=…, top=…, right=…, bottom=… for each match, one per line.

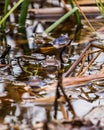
left=1, top=10, right=104, bottom=129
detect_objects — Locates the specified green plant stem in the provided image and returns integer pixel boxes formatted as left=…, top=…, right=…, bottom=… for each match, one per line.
left=2, top=0, right=10, bottom=29
left=95, top=0, right=104, bottom=16
left=95, top=0, right=102, bottom=14
left=99, top=0, right=104, bottom=16
left=44, top=7, right=78, bottom=34
left=0, top=0, right=24, bottom=26
left=75, top=0, right=96, bottom=32
left=68, top=0, right=81, bottom=27
left=19, top=0, right=30, bottom=27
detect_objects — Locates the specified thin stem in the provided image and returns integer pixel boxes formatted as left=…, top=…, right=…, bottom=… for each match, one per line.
left=64, top=43, right=91, bottom=77
left=58, top=83, right=76, bottom=118
left=68, top=0, right=81, bottom=27
left=77, top=54, right=87, bottom=76
left=91, top=43, right=104, bottom=50
left=19, top=0, right=30, bottom=27
left=0, top=0, right=24, bottom=26
left=99, top=0, right=104, bottom=16
left=2, top=0, right=10, bottom=29
left=95, top=0, right=104, bottom=16
left=54, top=86, right=60, bottom=119
left=44, top=7, right=78, bottom=34
left=74, top=0, right=96, bottom=32
left=79, top=50, right=102, bottom=76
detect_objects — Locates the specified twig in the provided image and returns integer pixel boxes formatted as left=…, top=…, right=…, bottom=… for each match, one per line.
left=79, top=50, right=102, bottom=76
left=54, top=67, right=76, bottom=118
left=54, top=41, right=77, bottom=118
left=61, top=0, right=70, bottom=12
left=91, top=43, right=104, bottom=50
left=77, top=51, right=88, bottom=76
left=63, top=73, right=104, bottom=87
left=64, top=43, right=91, bottom=77
left=80, top=88, right=93, bottom=101
left=0, top=64, right=7, bottom=68
left=77, top=49, right=101, bottom=76
left=74, top=0, right=96, bottom=32
left=28, top=6, right=101, bottom=16
left=28, top=7, right=66, bottom=14
left=87, top=49, right=101, bottom=55
left=54, top=84, right=60, bottom=119
left=59, top=86, right=76, bottom=118
left=100, top=67, right=104, bottom=73
left=77, top=56, right=86, bottom=76
left=59, top=102, right=68, bottom=119
left=77, top=0, right=104, bottom=5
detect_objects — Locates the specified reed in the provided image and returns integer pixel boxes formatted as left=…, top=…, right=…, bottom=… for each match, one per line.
left=95, top=0, right=104, bottom=17
left=44, top=7, right=78, bottom=34
left=19, top=0, right=30, bottom=27
left=68, top=0, right=81, bottom=27
left=2, top=0, right=10, bottom=29
left=0, top=0, right=23, bottom=26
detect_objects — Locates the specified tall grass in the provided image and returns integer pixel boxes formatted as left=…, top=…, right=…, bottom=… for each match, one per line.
left=0, top=0, right=24, bottom=27
left=68, top=0, right=81, bottom=28
left=95, top=0, right=104, bottom=17
left=2, top=0, right=10, bottom=29
left=44, top=7, right=78, bottom=34
left=19, top=0, right=30, bottom=27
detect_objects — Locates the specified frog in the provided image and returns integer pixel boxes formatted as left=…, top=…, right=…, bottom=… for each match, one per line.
left=27, top=76, right=46, bottom=90
left=50, top=34, right=71, bottom=48
left=41, top=55, right=60, bottom=68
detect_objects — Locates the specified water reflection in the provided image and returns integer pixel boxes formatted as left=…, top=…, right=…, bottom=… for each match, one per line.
left=0, top=16, right=104, bottom=128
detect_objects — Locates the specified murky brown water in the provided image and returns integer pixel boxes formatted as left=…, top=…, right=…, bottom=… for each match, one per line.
left=1, top=7, right=104, bottom=129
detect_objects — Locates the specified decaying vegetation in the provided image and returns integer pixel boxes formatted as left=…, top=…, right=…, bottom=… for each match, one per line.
left=1, top=0, right=104, bottom=129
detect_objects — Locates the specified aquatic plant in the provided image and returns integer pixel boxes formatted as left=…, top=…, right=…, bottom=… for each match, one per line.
left=68, top=0, right=81, bottom=28
left=95, top=0, right=104, bottom=17
left=19, top=0, right=30, bottom=27
left=74, top=0, right=96, bottom=33
left=44, top=7, right=78, bottom=34
left=2, top=0, right=10, bottom=29
left=0, top=0, right=24, bottom=27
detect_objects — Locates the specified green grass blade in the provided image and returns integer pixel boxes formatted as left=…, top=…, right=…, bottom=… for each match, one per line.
left=0, top=0, right=24, bottom=26
left=2, top=0, right=10, bottom=29
left=99, top=0, right=104, bottom=16
left=68, top=0, right=81, bottom=27
left=19, top=0, right=30, bottom=27
left=44, top=7, right=78, bottom=34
